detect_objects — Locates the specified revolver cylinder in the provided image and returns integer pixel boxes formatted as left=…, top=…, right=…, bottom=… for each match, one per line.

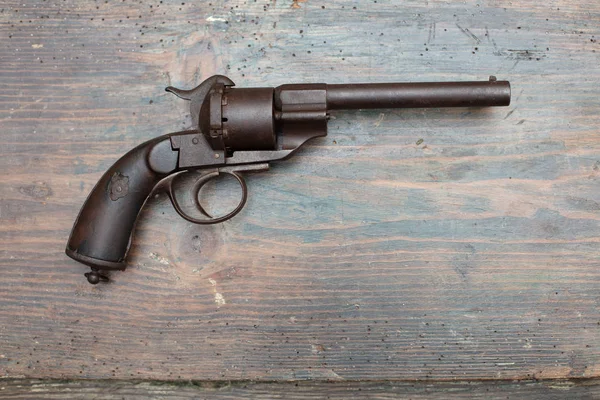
left=200, top=85, right=277, bottom=152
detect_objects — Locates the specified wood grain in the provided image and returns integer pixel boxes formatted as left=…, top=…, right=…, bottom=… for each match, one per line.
left=1, top=0, right=599, bottom=383
left=2, top=378, right=600, bottom=399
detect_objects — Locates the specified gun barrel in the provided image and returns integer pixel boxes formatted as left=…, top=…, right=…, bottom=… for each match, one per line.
left=326, top=80, right=511, bottom=110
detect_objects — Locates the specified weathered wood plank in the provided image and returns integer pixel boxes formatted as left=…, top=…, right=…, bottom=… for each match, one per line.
left=1, top=0, right=599, bottom=382
left=1, top=379, right=600, bottom=399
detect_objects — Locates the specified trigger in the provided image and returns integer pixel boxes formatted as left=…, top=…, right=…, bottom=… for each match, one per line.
left=191, top=171, right=222, bottom=219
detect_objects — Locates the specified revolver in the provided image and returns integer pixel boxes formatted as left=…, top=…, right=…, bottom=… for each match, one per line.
left=66, top=75, right=511, bottom=284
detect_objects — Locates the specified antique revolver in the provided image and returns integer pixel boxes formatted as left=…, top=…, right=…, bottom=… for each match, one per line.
left=66, top=75, right=510, bottom=284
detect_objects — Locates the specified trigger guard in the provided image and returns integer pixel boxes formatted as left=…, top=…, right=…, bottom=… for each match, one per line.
left=155, top=170, right=248, bottom=225
left=192, top=171, right=248, bottom=224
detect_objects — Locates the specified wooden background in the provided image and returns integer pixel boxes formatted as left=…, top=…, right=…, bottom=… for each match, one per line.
left=1, top=0, right=599, bottom=396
